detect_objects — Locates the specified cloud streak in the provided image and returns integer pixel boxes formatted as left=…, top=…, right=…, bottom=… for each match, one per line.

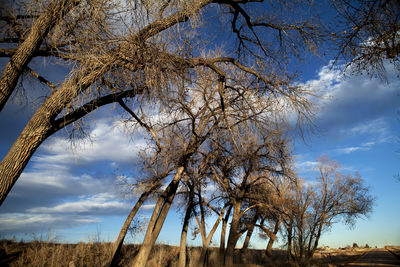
left=0, top=117, right=148, bottom=235
left=303, top=62, right=399, bottom=136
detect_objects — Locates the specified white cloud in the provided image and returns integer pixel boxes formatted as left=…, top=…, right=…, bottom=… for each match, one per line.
left=346, top=117, right=390, bottom=137
left=36, top=119, right=147, bottom=167
left=28, top=193, right=130, bottom=214
left=301, top=62, right=399, bottom=136
left=0, top=117, right=154, bottom=235
left=333, top=118, right=393, bottom=155
left=334, top=146, right=370, bottom=155
left=295, top=160, right=319, bottom=174
left=0, top=213, right=100, bottom=232
left=141, top=204, right=156, bottom=210
left=15, top=169, right=116, bottom=197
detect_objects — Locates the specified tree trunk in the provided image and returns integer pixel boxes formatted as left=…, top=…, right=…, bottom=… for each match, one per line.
left=224, top=202, right=241, bottom=267
left=178, top=184, right=194, bottom=267
left=286, top=222, right=293, bottom=260
left=0, top=0, right=79, bottom=111
left=240, top=211, right=259, bottom=263
left=108, top=183, right=159, bottom=267
left=0, top=63, right=107, bottom=205
left=266, top=220, right=280, bottom=257
left=219, top=205, right=231, bottom=254
left=131, top=167, right=184, bottom=267
left=309, top=222, right=324, bottom=259
left=197, top=205, right=227, bottom=267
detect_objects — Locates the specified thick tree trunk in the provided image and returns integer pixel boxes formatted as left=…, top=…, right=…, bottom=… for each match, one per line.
left=0, top=0, right=79, bottom=111
left=224, top=202, right=241, bottom=267
left=178, top=185, right=194, bottom=267
left=108, top=183, right=159, bottom=267
left=131, top=167, right=184, bottom=267
left=0, top=64, right=107, bottom=205
left=266, top=220, right=280, bottom=257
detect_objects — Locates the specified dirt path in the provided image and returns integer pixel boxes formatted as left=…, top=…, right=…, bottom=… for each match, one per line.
left=346, top=248, right=400, bottom=266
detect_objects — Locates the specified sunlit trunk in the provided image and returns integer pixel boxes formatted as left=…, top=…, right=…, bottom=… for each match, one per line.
left=0, top=0, right=79, bottom=111
left=109, top=183, right=159, bottom=267
left=131, top=167, right=184, bottom=267
left=0, top=64, right=104, bottom=205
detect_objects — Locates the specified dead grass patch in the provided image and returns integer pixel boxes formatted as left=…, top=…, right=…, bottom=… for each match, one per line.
left=0, top=240, right=370, bottom=267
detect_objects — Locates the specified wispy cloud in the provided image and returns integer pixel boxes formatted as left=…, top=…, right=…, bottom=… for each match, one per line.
left=334, top=146, right=370, bottom=155
left=0, top=118, right=148, bottom=234
left=0, top=213, right=100, bottom=233
left=36, top=119, right=147, bottom=167
left=346, top=117, right=389, bottom=135
left=334, top=117, right=393, bottom=155
left=28, top=193, right=130, bottom=214
left=294, top=160, right=319, bottom=175
left=301, top=62, right=399, bottom=136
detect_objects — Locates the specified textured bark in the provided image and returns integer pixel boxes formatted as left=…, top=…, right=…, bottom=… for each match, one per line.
left=132, top=167, right=184, bottom=267
left=108, top=182, right=159, bottom=267
left=0, top=0, right=79, bottom=111
left=0, top=64, right=106, bottom=205
left=0, top=0, right=213, bottom=206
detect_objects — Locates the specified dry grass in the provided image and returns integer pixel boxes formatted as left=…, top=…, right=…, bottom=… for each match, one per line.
left=0, top=240, right=369, bottom=267
left=0, top=239, right=114, bottom=267
left=385, top=246, right=400, bottom=259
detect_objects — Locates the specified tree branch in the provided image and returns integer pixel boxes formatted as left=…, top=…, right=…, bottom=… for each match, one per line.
left=51, top=89, right=140, bottom=133
left=26, top=66, right=56, bottom=92
left=118, top=99, right=162, bottom=151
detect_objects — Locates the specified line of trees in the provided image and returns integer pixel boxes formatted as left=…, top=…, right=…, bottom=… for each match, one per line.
left=103, top=67, right=373, bottom=266
left=0, top=0, right=319, bottom=205
left=0, top=0, right=391, bottom=266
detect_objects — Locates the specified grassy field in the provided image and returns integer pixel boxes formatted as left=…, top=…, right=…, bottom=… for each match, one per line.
left=385, top=246, right=400, bottom=259
left=0, top=239, right=371, bottom=267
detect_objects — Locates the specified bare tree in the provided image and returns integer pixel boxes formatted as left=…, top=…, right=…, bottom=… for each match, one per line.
left=0, top=0, right=79, bottom=111
left=286, top=156, right=374, bottom=265
left=208, top=122, right=293, bottom=267
left=0, top=0, right=319, bottom=205
left=108, top=171, right=170, bottom=267
left=331, top=0, right=400, bottom=77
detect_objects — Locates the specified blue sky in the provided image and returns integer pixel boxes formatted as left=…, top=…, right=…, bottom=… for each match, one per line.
left=0, top=53, right=400, bottom=249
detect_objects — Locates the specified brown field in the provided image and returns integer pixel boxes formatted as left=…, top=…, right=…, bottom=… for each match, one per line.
left=386, top=246, right=400, bottom=258
left=0, top=239, right=378, bottom=267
